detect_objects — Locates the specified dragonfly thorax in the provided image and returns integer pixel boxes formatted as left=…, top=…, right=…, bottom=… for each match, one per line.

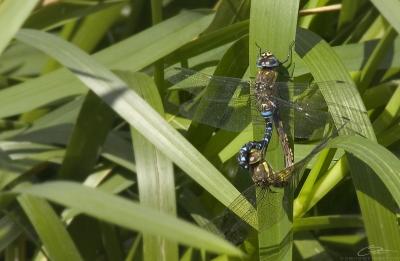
left=254, top=69, right=278, bottom=117
left=256, top=51, right=279, bottom=69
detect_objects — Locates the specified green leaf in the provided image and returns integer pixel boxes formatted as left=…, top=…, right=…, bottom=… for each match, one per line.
left=58, top=91, right=116, bottom=180
left=61, top=170, right=135, bottom=223
left=249, top=1, right=299, bottom=260
left=327, top=135, right=400, bottom=207
left=69, top=2, right=125, bottom=53
left=0, top=42, right=46, bottom=77
left=15, top=28, right=254, bottom=229
left=358, top=26, right=397, bottom=91
left=370, top=0, right=400, bottom=33
left=0, top=149, right=24, bottom=189
left=12, top=182, right=244, bottom=257
left=205, top=0, right=249, bottom=32
left=118, top=70, right=178, bottom=261
left=372, top=82, right=400, bottom=134
left=293, top=231, right=331, bottom=260
left=0, top=0, right=39, bottom=55
left=337, top=0, right=366, bottom=30
left=295, top=28, right=400, bottom=258
left=99, top=221, right=124, bottom=261
left=18, top=195, right=84, bottom=261
left=24, top=1, right=124, bottom=31
left=0, top=11, right=213, bottom=118
left=294, top=215, right=364, bottom=231
left=0, top=215, right=22, bottom=252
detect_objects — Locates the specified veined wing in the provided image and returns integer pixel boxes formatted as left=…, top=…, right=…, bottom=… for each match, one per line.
left=166, top=67, right=250, bottom=96
left=275, top=120, right=346, bottom=189
left=209, top=128, right=339, bottom=243
left=267, top=80, right=367, bottom=139
left=274, top=80, right=361, bottom=106
left=167, top=70, right=359, bottom=108
left=166, top=67, right=255, bottom=132
left=166, top=67, right=369, bottom=135
left=202, top=182, right=290, bottom=243
left=273, top=94, right=369, bottom=139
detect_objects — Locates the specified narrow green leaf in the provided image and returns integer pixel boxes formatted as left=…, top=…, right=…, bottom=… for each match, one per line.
left=205, top=0, right=249, bottom=32
left=0, top=0, right=39, bottom=55
left=378, top=122, right=400, bottom=147
left=165, top=20, right=249, bottom=66
left=370, top=0, right=400, bottom=33
left=118, top=71, right=178, bottom=261
left=327, top=135, right=400, bottom=207
left=0, top=42, right=46, bottom=77
left=125, top=234, right=142, bottom=261
left=15, top=29, right=254, bottom=228
left=372, top=82, right=400, bottom=134
left=150, top=0, right=162, bottom=24
left=0, top=11, right=213, bottom=118
left=61, top=170, right=135, bottom=223
left=0, top=215, right=22, bottom=252
left=294, top=231, right=331, bottom=260
left=298, top=0, right=329, bottom=29
left=337, top=0, right=366, bottom=30
left=168, top=20, right=400, bottom=75
left=12, top=182, right=244, bottom=257
left=59, top=92, right=115, bottom=180
left=24, top=1, right=124, bottom=31
left=0, top=149, right=25, bottom=189
left=249, top=1, right=299, bottom=260
left=70, top=2, right=124, bottom=53
left=363, top=81, right=398, bottom=110
left=18, top=195, right=84, bottom=261
left=358, top=26, right=398, bottom=91
left=99, top=221, right=124, bottom=261
left=294, top=215, right=364, bottom=231
left=296, top=27, right=400, bottom=258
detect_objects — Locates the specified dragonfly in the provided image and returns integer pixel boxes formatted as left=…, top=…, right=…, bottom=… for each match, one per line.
left=237, top=46, right=295, bottom=170
left=168, top=45, right=298, bottom=170
left=165, top=54, right=367, bottom=164
left=201, top=125, right=342, bottom=249
left=166, top=46, right=366, bottom=246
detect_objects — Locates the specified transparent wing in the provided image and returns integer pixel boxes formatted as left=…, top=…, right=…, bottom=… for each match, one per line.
left=276, top=120, right=346, bottom=189
left=166, top=67, right=250, bottom=95
left=166, top=67, right=255, bottom=132
left=276, top=101, right=367, bottom=139
left=166, top=67, right=369, bottom=136
left=202, top=183, right=290, bottom=245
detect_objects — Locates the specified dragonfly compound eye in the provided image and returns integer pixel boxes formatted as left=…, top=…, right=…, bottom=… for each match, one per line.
left=256, top=54, right=279, bottom=69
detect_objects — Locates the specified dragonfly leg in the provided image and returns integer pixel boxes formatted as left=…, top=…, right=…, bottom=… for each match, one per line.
left=280, top=41, right=295, bottom=65
left=255, top=42, right=262, bottom=57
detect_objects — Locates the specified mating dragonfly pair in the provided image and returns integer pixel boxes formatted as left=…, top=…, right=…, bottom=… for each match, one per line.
left=166, top=44, right=366, bottom=244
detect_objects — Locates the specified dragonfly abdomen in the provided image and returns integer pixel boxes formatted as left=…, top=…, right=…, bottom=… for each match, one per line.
left=237, top=117, right=273, bottom=170
left=237, top=68, right=279, bottom=170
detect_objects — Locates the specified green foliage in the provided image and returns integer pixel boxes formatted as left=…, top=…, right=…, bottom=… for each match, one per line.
left=0, top=0, right=399, bottom=260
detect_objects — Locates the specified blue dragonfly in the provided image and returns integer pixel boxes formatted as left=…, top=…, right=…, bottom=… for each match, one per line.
left=166, top=65, right=367, bottom=145
left=166, top=48, right=367, bottom=249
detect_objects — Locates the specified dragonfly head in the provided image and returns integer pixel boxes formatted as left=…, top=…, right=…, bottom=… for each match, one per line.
left=256, top=51, right=279, bottom=69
